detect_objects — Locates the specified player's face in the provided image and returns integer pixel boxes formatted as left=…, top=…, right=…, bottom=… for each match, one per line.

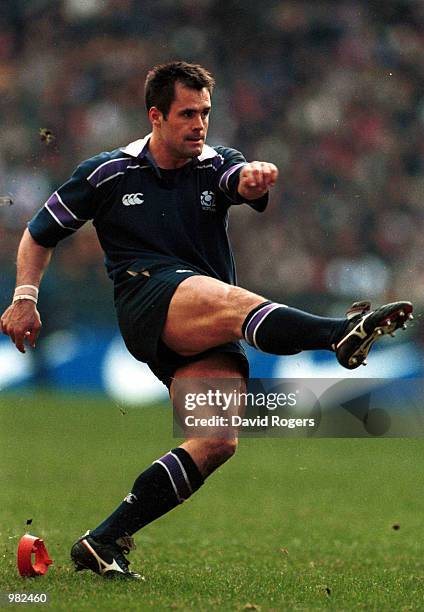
left=155, top=83, right=211, bottom=165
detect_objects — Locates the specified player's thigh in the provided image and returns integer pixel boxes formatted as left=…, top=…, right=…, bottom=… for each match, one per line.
left=162, top=275, right=264, bottom=355
left=170, top=353, right=247, bottom=474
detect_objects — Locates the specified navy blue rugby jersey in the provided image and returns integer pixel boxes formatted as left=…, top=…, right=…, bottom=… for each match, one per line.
left=28, top=134, right=268, bottom=284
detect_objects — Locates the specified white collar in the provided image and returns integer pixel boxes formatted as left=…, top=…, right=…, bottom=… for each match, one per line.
left=120, top=134, right=151, bottom=158
left=197, top=143, right=218, bottom=161
left=121, top=134, right=217, bottom=161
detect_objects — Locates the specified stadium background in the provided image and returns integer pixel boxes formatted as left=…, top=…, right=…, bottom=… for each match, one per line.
left=1, top=0, right=423, bottom=399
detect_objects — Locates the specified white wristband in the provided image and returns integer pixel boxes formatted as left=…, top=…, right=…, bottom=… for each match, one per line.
left=13, top=294, right=38, bottom=304
left=14, top=284, right=39, bottom=295
left=13, top=284, right=39, bottom=305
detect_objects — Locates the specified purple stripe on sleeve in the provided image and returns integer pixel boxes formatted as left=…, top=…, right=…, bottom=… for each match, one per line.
left=244, top=303, right=278, bottom=347
left=156, top=453, right=192, bottom=502
left=218, top=163, right=246, bottom=194
left=87, top=158, right=131, bottom=187
left=45, top=193, right=86, bottom=231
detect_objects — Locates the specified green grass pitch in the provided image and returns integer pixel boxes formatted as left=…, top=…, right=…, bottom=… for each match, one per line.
left=1, top=391, right=424, bottom=610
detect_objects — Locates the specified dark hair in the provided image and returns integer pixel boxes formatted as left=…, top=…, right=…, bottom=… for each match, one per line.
left=144, top=61, right=215, bottom=118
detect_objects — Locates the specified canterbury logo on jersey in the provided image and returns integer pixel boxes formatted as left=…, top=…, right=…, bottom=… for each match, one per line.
left=122, top=193, right=144, bottom=206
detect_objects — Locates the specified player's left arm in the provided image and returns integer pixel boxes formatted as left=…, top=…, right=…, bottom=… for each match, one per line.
left=237, top=161, right=279, bottom=201
left=214, top=146, right=277, bottom=211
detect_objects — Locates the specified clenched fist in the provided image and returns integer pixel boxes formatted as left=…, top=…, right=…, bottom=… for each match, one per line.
left=238, top=161, right=278, bottom=200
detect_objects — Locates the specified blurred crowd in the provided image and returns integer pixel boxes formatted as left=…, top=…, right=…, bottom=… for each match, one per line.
left=1, top=0, right=424, bottom=329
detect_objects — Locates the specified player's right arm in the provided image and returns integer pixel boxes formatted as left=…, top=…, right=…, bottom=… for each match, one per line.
left=1, top=152, right=106, bottom=353
left=1, top=229, right=53, bottom=353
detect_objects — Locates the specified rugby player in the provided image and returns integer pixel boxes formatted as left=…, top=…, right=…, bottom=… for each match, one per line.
left=1, top=62, right=413, bottom=578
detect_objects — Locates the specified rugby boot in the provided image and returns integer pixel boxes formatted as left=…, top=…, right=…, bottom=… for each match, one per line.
left=335, top=300, right=413, bottom=369
left=71, top=532, right=141, bottom=579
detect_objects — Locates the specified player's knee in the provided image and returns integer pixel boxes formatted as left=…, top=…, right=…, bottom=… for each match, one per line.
left=222, top=285, right=263, bottom=335
left=203, top=437, right=238, bottom=466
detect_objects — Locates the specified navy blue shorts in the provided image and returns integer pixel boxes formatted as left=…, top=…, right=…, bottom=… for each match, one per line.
left=114, top=264, right=249, bottom=388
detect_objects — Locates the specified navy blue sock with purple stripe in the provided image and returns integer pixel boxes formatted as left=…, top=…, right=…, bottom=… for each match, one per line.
left=242, top=301, right=347, bottom=354
left=90, top=447, right=203, bottom=541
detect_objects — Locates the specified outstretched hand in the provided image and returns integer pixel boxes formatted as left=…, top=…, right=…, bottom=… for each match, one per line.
left=238, top=161, right=278, bottom=200
left=1, top=301, right=42, bottom=353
